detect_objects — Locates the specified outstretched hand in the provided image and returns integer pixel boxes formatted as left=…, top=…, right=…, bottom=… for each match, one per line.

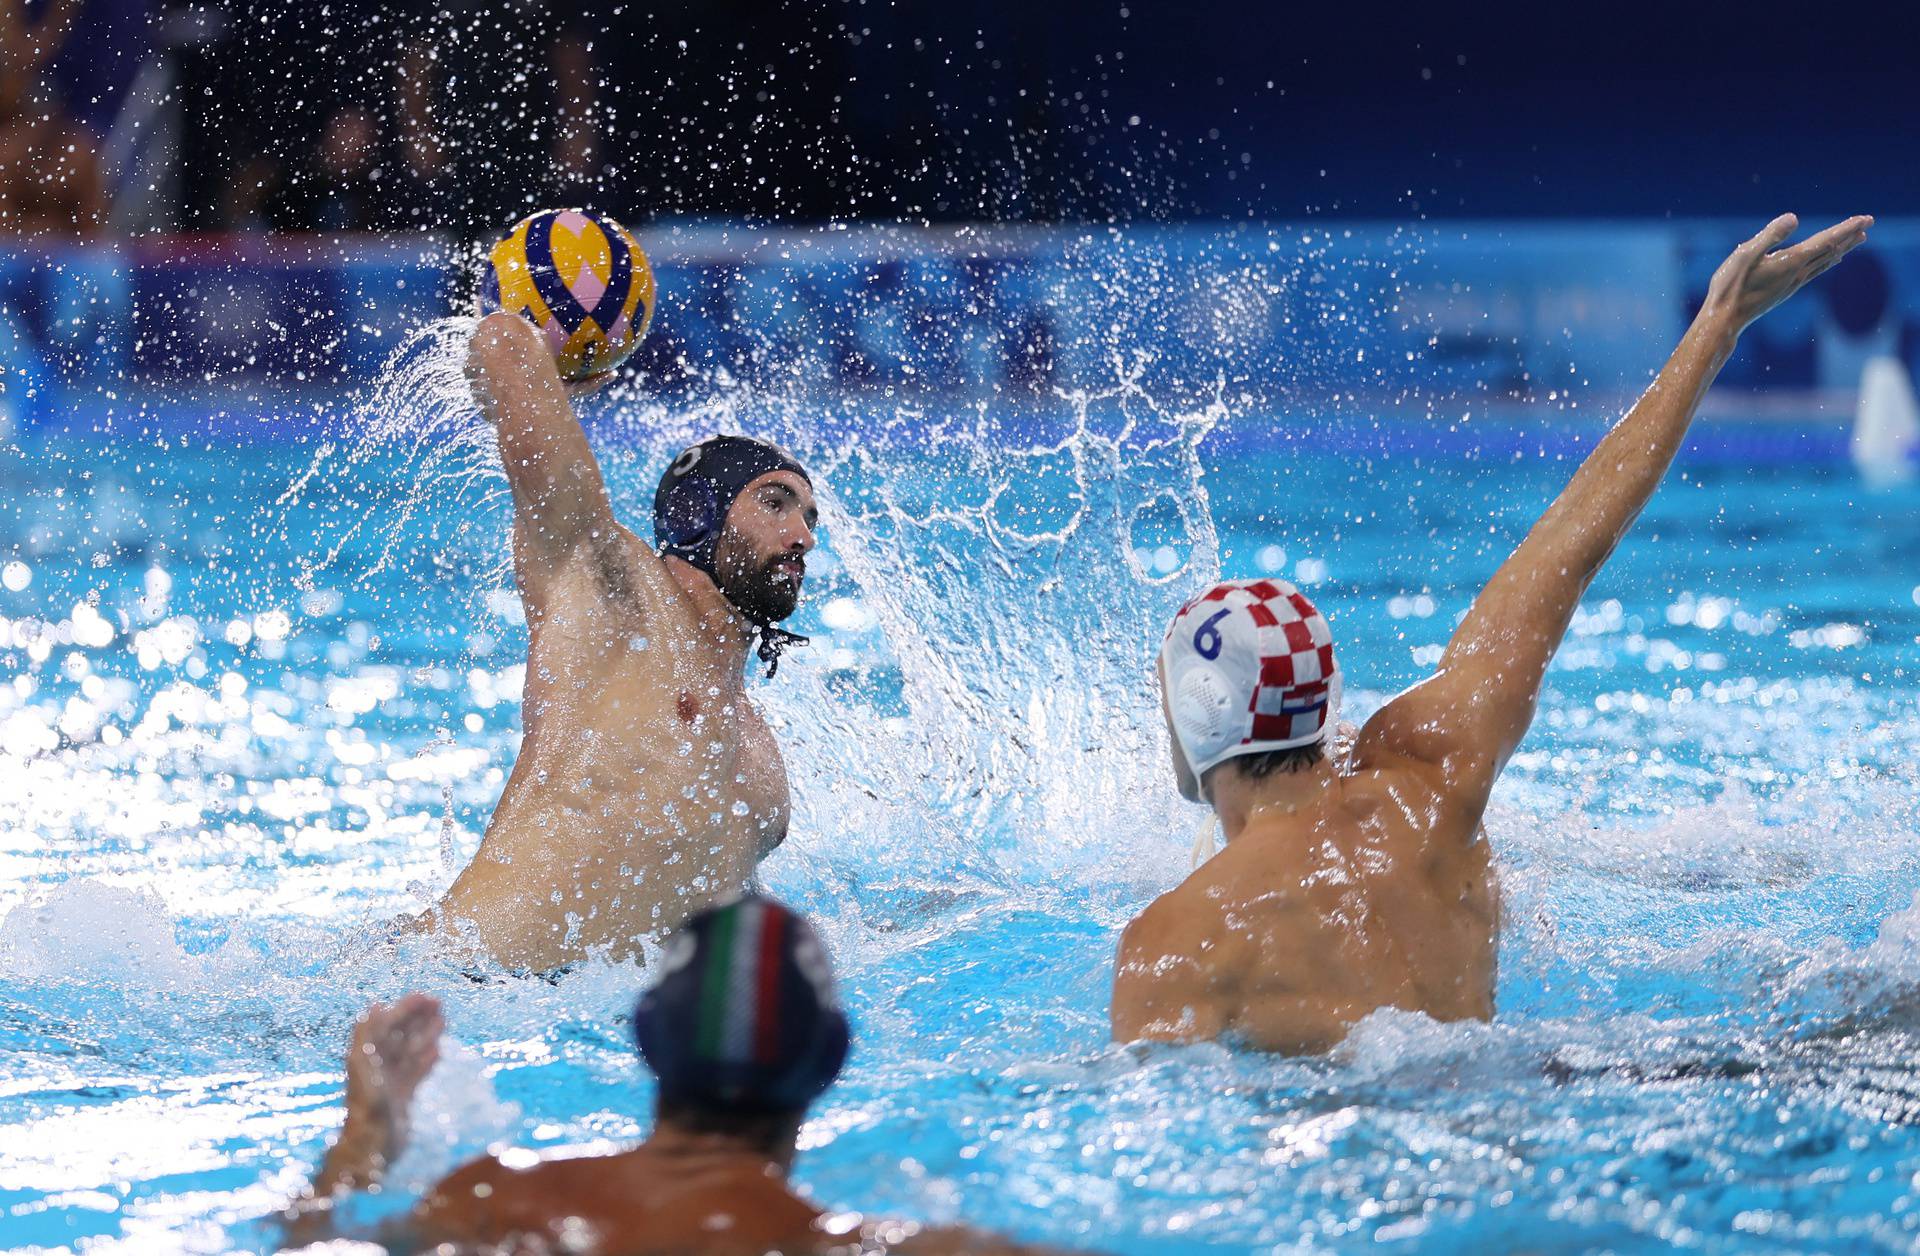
left=343, top=992, right=444, bottom=1157
left=1703, top=213, right=1873, bottom=334
left=284, top=992, right=446, bottom=1239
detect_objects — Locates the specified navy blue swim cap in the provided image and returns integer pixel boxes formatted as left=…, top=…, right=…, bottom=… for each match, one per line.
left=634, top=895, right=850, bottom=1114
left=653, top=435, right=810, bottom=580
left=653, top=436, right=813, bottom=676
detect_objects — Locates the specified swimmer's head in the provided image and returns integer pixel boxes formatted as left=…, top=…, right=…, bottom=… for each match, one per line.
left=709, top=471, right=815, bottom=625
left=634, top=894, right=850, bottom=1149
left=1157, top=578, right=1341, bottom=803
left=655, top=436, right=817, bottom=670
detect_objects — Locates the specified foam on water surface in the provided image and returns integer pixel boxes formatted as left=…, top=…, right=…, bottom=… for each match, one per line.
left=5, top=325, right=1920, bottom=1250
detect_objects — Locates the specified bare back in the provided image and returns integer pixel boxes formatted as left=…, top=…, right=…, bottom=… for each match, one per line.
left=403, top=1147, right=1059, bottom=1256
left=1112, top=214, right=1874, bottom=1055
left=409, top=1147, right=824, bottom=1255
left=1115, top=742, right=1498, bottom=1054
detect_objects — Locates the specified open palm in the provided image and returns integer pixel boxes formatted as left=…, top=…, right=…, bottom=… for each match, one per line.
left=1706, top=213, right=1873, bottom=332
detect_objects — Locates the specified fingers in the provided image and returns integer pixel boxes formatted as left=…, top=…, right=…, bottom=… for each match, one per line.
left=566, top=370, right=618, bottom=400
left=390, top=995, right=444, bottom=1042
left=1802, top=249, right=1850, bottom=285
left=1781, top=214, right=1873, bottom=268
left=353, top=994, right=443, bottom=1050
left=1742, top=212, right=1799, bottom=257
left=394, top=991, right=443, bottom=1018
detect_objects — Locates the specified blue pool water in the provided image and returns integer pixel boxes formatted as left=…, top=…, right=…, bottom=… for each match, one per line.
left=3, top=367, right=1920, bottom=1253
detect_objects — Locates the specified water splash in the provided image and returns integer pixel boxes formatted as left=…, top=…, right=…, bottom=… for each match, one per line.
left=778, top=374, right=1225, bottom=885
left=278, top=315, right=508, bottom=592
left=263, top=294, right=1235, bottom=919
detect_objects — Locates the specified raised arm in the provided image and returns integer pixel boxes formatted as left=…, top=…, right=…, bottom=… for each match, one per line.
left=469, top=311, right=622, bottom=580
left=281, top=994, right=443, bottom=1246
left=1360, top=213, right=1872, bottom=813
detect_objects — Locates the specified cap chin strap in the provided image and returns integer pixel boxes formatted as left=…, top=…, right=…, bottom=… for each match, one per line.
left=707, top=577, right=807, bottom=678
left=694, top=555, right=809, bottom=679
left=1188, top=812, right=1220, bottom=870
left=753, top=623, right=808, bottom=678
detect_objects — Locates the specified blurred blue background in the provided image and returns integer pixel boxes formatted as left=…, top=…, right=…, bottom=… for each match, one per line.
left=4, top=221, right=1919, bottom=438
left=5, top=0, right=1916, bottom=433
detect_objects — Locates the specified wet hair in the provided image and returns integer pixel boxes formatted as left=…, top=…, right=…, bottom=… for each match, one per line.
left=1217, top=741, right=1326, bottom=781
left=654, top=1097, right=805, bottom=1154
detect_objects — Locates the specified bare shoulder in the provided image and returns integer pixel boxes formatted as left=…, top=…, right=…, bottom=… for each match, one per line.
left=1352, top=686, right=1456, bottom=779
left=601, top=520, right=679, bottom=606
left=1346, top=704, right=1479, bottom=816
left=409, top=1153, right=516, bottom=1238
left=1117, top=875, right=1232, bottom=968
left=884, top=1223, right=1086, bottom=1256
left=1111, top=868, right=1262, bottom=1043
left=516, top=518, right=677, bottom=622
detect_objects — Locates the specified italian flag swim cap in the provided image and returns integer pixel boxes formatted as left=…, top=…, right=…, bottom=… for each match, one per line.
left=634, top=894, right=850, bottom=1113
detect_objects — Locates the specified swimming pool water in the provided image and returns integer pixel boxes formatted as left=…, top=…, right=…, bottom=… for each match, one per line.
left=3, top=392, right=1920, bottom=1253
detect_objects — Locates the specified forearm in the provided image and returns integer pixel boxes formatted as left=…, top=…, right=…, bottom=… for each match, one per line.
left=1531, top=309, right=1738, bottom=579
left=1453, top=308, right=1739, bottom=655
left=282, top=1118, right=394, bottom=1244
left=311, top=1119, right=392, bottom=1195
left=469, top=313, right=613, bottom=546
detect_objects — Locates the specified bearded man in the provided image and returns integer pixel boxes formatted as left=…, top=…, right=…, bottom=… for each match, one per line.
left=413, top=312, right=819, bottom=971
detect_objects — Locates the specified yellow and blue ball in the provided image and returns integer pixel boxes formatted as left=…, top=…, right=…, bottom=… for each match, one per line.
left=479, top=208, right=656, bottom=380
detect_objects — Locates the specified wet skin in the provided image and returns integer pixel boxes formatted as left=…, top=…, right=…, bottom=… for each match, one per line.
left=404, top=1137, right=1054, bottom=1255
left=416, top=313, right=818, bottom=971
left=288, top=996, right=1069, bottom=1255
left=1111, top=214, right=1875, bottom=1054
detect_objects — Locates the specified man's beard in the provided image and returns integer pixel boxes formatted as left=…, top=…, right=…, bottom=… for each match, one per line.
left=717, top=550, right=803, bottom=625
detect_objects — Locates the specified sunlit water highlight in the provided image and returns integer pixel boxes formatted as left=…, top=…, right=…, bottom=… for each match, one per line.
left=3, top=359, right=1920, bottom=1251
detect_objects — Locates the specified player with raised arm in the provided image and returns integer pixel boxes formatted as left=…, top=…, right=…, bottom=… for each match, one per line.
left=408, top=311, right=821, bottom=972
left=1112, top=213, right=1873, bottom=1053
left=292, top=897, right=1071, bottom=1255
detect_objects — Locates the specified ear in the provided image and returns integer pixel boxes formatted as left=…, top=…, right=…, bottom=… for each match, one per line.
left=1159, top=657, right=1203, bottom=802
left=660, top=477, right=721, bottom=547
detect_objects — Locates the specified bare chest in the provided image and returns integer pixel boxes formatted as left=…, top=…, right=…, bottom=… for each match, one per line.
left=510, top=604, right=791, bottom=851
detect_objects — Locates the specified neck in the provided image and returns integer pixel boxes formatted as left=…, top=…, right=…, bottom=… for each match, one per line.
left=644, top=1117, right=800, bottom=1175
left=664, top=556, right=753, bottom=673
left=1208, top=755, right=1337, bottom=843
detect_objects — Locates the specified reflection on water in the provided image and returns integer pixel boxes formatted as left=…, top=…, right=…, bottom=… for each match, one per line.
left=3, top=388, right=1920, bottom=1249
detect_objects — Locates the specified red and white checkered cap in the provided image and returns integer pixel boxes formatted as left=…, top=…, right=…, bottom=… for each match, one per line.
left=1158, top=578, right=1341, bottom=781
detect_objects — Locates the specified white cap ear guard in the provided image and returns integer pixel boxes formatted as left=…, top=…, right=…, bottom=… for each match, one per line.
left=1159, top=578, right=1341, bottom=790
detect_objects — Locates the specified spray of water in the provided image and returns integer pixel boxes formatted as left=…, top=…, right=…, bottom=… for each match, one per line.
left=264, top=297, right=1236, bottom=928
left=277, top=316, right=505, bottom=591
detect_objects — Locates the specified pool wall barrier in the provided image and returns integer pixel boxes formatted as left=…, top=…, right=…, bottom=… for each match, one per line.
left=1, top=221, right=1916, bottom=449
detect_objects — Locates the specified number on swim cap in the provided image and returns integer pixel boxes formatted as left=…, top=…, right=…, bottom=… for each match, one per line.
left=1192, top=607, right=1232, bottom=661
